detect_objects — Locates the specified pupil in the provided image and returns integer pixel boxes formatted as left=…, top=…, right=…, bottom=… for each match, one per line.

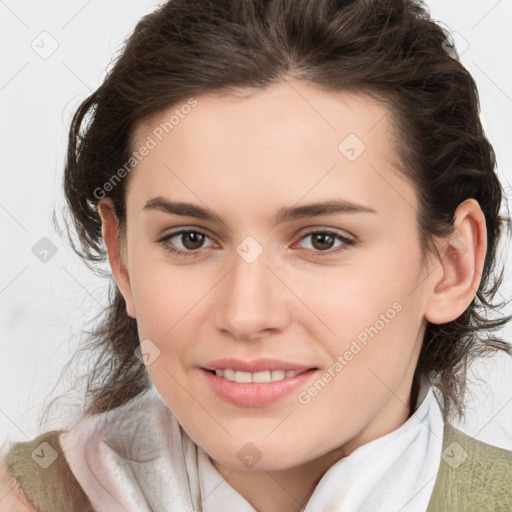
left=313, top=233, right=334, bottom=250
left=183, top=232, right=204, bottom=250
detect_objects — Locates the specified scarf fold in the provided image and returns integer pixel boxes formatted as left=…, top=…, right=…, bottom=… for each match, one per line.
left=60, top=379, right=443, bottom=512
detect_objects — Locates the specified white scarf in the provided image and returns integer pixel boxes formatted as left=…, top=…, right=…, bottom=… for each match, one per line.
left=60, top=378, right=444, bottom=512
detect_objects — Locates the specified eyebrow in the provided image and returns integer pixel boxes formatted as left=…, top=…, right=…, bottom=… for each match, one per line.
left=143, top=196, right=377, bottom=223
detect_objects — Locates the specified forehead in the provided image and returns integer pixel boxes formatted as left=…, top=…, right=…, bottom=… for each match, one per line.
left=134, top=82, right=397, bottom=159
left=127, top=81, right=416, bottom=221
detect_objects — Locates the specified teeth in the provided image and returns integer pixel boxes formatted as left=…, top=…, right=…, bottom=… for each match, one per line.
left=252, top=370, right=271, bottom=383
left=235, top=371, right=252, bottom=383
left=213, top=368, right=303, bottom=383
left=270, top=370, right=285, bottom=381
left=223, top=369, right=235, bottom=381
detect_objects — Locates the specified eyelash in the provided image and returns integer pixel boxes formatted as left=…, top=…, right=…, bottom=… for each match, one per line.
left=158, top=229, right=355, bottom=258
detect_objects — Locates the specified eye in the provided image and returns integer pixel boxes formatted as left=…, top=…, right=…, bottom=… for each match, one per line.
left=295, top=230, right=354, bottom=256
left=158, top=228, right=355, bottom=259
left=158, top=229, right=215, bottom=257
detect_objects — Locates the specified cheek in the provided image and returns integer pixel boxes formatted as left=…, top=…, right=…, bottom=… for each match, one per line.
left=318, top=259, right=422, bottom=337
left=128, top=239, right=202, bottom=324
left=300, top=280, right=423, bottom=445
left=314, top=248, right=425, bottom=382
left=319, top=288, right=416, bottom=388
left=129, top=262, right=205, bottom=409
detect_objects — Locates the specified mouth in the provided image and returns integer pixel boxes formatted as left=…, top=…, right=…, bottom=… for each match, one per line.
left=202, top=367, right=313, bottom=383
left=200, top=360, right=319, bottom=407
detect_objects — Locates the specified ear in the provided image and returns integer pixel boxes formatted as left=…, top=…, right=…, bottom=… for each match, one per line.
left=98, top=199, right=136, bottom=318
left=424, top=198, right=487, bottom=324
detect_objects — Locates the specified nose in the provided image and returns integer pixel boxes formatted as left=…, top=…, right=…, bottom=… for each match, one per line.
left=213, top=244, right=290, bottom=341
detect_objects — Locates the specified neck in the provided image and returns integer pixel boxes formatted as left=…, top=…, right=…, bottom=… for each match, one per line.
left=210, top=388, right=415, bottom=512
left=211, top=447, right=344, bottom=512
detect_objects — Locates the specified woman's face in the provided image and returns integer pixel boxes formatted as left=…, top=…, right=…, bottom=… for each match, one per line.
left=111, top=82, right=437, bottom=471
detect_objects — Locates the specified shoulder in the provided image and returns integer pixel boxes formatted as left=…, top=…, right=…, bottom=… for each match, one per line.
left=443, top=422, right=512, bottom=476
left=0, top=460, right=36, bottom=511
left=427, top=423, right=512, bottom=511
left=1, top=430, right=93, bottom=512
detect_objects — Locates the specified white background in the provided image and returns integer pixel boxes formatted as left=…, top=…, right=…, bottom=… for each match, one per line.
left=1, top=0, right=511, bottom=453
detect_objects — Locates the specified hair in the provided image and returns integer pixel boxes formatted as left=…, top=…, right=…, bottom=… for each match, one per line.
left=47, top=0, right=511, bottom=427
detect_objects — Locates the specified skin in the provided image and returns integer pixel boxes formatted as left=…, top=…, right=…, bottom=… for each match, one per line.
left=98, top=81, right=487, bottom=512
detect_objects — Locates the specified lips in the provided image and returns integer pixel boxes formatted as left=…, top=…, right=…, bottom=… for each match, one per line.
left=202, top=358, right=316, bottom=373
left=200, top=358, right=319, bottom=407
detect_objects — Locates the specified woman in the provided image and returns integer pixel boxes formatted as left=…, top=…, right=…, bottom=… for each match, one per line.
left=1, top=0, right=511, bottom=510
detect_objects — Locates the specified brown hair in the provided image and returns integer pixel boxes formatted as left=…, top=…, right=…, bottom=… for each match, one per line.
left=47, top=0, right=511, bottom=427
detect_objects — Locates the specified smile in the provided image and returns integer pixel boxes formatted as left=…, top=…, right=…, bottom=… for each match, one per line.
left=201, top=367, right=318, bottom=407
left=212, top=368, right=307, bottom=383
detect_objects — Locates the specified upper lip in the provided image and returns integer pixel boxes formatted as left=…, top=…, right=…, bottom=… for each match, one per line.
left=202, top=358, right=317, bottom=373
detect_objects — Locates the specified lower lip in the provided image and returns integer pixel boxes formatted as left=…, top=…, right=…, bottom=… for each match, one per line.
left=201, top=368, right=318, bottom=407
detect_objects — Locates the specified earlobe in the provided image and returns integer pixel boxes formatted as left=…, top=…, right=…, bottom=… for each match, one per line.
left=424, top=199, right=487, bottom=325
left=97, top=199, right=137, bottom=319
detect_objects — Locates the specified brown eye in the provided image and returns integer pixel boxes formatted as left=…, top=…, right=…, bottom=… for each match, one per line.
left=297, top=230, right=354, bottom=256
left=159, top=229, right=214, bottom=257
left=310, top=233, right=336, bottom=251
left=179, top=231, right=205, bottom=250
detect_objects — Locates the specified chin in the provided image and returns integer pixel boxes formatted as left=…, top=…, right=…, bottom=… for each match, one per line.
left=204, top=438, right=315, bottom=473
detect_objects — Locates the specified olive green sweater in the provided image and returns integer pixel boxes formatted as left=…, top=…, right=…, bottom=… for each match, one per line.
left=3, top=423, right=512, bottom=511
